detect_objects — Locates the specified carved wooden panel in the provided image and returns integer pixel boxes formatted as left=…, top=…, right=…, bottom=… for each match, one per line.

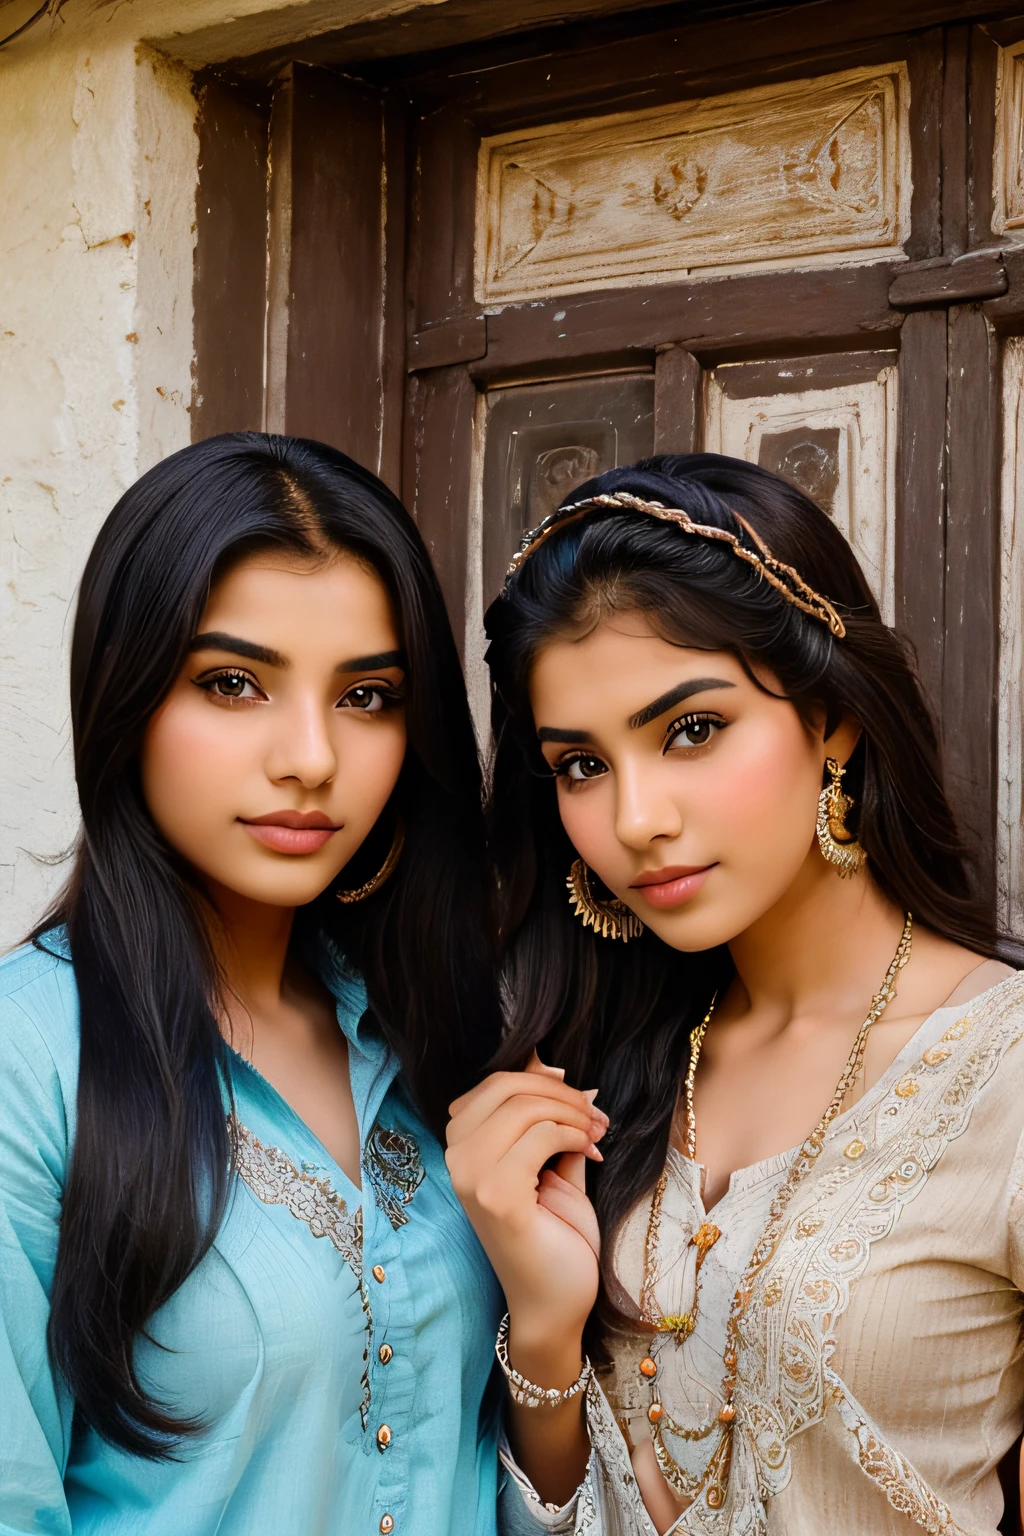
left=994, top=41, right=1024, bottom=234
left=703, top=361, right=897, bottom=622
left=476, top=62, right=910, bottom=304
left=461, top=371, right=654, bottom=723
left=998, top=338, right=1024, bottom=935
left=479, top=373, right=655, bottom=607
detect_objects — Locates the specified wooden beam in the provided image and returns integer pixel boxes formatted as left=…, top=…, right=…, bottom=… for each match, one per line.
left=408, top=108, right=479, bottom=329
left=402, top=366, right=478, bottom=645
left=967, top=25, right=1000, bottom=250
left=941, top=25, right=970, bottom=256
left=408, top=317, right=487, bottom=372
left=263, top=67, right=293, bottom=435
left=191, top=75, right=269, bottom=439
left=712, top=350, right=898, bottom=399
left=895, top=310, right=946, bottom=716
left=479, top=264, right=900, bottom=377
left=944, top=304, right=1000, bottom=905
left=906, top=29, right=944, bottom=262
left=983, top=247, right=1024, bottom=326
left=282, top=66, right=390, bottom=468
left=653, top=346, right=702, bottom=453
left=889, top=251, right=1007, bottom=308
left=379, top=93, right=409, bottom=493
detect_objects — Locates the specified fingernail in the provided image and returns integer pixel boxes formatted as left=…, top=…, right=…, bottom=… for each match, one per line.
left=584, top=1088, right=599, bottom=1104
left=586, top=1144, right=605, bottom=1162
left=552, top=1066, right=566, bottom=1079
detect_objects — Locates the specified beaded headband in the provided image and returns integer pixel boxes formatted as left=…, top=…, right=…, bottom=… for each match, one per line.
left=504, top=490, right=846, bottom=639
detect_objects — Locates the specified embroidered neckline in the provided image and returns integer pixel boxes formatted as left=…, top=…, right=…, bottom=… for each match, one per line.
left=232, top=1116, right=364, bottom=1272
left=231, top=1117, right=376, bottom=1427
left=641, top=973, right=1024, bottom=1534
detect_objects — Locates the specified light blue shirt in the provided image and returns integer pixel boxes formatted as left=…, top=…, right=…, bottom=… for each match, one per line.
left=0, top=933, right=503, bottom=1536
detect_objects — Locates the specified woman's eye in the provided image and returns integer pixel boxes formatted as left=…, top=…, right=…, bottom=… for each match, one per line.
left=197, top=670, right=261, bottom=701
left=562, top=754, right=608, bottom=782
left=666, top=714, right=723, bottom=751
left=340, top=684, right=399, bottom=712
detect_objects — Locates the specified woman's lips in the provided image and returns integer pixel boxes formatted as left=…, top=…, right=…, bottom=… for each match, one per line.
left=629, top=864, right=715, bottom=910
left=239, top=811, right=340, bottom=855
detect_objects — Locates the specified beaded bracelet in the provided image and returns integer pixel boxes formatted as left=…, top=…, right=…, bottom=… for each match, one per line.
left=495, top=1313, right=593, bottom=1409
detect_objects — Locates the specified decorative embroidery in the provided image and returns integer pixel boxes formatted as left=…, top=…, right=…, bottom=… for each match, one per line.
left=232, top=1118, right=374, bottom=1428
left=232, top=1117, right=364, bottom=1273
left=578, top=975, right=1024, bottom=1536
left=668, top=976, right=1024, bottom=1533
left=366, top=1123, right=425, bottom=1230
left=356, top=1275, right=374, bottom=1431
left=828, top=1375, right=975, bottom=1535
left=501, top=1376, right=656, bottom=1536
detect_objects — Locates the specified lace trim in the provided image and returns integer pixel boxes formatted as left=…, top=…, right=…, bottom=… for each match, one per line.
left=499, top=1376, right=655, bottom=1536
left=828, top=1375, right=979, bottom=1536
left=366, top=1123, right=425, bottom=1230
left=232, top=1116, right=364, bottom=1275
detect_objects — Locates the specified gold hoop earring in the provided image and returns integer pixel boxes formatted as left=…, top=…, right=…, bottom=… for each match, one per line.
left=567, top=858, right=644, bottom=943
left=816, top=758, right=865, bottom=878
left=336, top=821, right=405, bottom=904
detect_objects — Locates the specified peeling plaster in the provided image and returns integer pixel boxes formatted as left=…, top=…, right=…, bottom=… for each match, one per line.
left=0, top=22, right=196, bottom=944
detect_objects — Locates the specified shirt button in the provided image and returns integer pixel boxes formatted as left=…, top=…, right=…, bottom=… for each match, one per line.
left=380, top=1517, right=395, bottom=1534
left=372, top=1264, right=386, bottom=1283
left=376, top=1424, right=392, bottom=1451
left=378, top=1343, right=393, bottom=1364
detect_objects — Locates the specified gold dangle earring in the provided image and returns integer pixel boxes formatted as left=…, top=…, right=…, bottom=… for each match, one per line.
left=815, top=758, right=866, bottom=878
left=336, top=820, right=405, bottom=904
left=567, top=858, right=644, bottom=943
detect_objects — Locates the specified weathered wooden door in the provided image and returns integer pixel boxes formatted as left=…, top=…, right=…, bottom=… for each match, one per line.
left=395, top=9, right=1024, bottom=935
left=192, top=2, right=1024, bottom=938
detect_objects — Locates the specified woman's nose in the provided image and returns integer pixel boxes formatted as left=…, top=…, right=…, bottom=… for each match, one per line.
left=267, top=696, right=338, bottom=788
left=614, top=760, right=683, bottom=850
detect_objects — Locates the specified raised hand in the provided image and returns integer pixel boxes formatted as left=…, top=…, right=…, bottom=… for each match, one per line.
left=446, top=1056, right=607, bottom=1505
left=446, top=1056, right=605, bottom=1337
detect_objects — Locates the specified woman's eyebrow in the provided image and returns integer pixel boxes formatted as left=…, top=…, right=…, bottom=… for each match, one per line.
left=189, top=632, right=286, bottom=666
left=537, top=726, right=594, bottom=743
left=629, top=677, right=736, bottom=730
left=337, top=650, right=405, bottom=672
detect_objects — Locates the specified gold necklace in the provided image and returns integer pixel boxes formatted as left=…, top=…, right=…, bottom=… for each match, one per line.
left=638, top=913, right=913, bottom=1509
left=639, top=1001, right=721, bottom=1344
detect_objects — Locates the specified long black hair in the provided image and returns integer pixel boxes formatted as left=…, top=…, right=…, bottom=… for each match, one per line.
left=31, top=432, right=501, bottom=1454
left=484, top=452, right=1000, bottom=1355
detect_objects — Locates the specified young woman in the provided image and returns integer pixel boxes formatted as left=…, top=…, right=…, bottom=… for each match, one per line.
left=0, top=433, right=509, bottom=1535
left=447, top=454, right=1023, bottom=1535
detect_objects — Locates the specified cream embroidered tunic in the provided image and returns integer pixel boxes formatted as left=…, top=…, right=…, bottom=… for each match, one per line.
left=501, top=970, right=1024, bottom=1536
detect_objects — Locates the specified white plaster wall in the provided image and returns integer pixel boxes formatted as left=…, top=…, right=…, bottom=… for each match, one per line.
left=0, top=20, right=198, bottom=947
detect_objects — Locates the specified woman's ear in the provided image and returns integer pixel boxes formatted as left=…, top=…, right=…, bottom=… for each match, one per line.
left=823, top=715, right=864, bottom=768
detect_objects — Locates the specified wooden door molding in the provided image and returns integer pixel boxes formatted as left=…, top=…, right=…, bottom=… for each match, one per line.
left=402, top=365, right=478, bottom=644
left=944, top=306, right=1000, bottom=891
left=894, top=310, right=946, bottom=714
left=192, top=74, right=270, bottom=438
left=192, top=64, right=406, bottom=487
